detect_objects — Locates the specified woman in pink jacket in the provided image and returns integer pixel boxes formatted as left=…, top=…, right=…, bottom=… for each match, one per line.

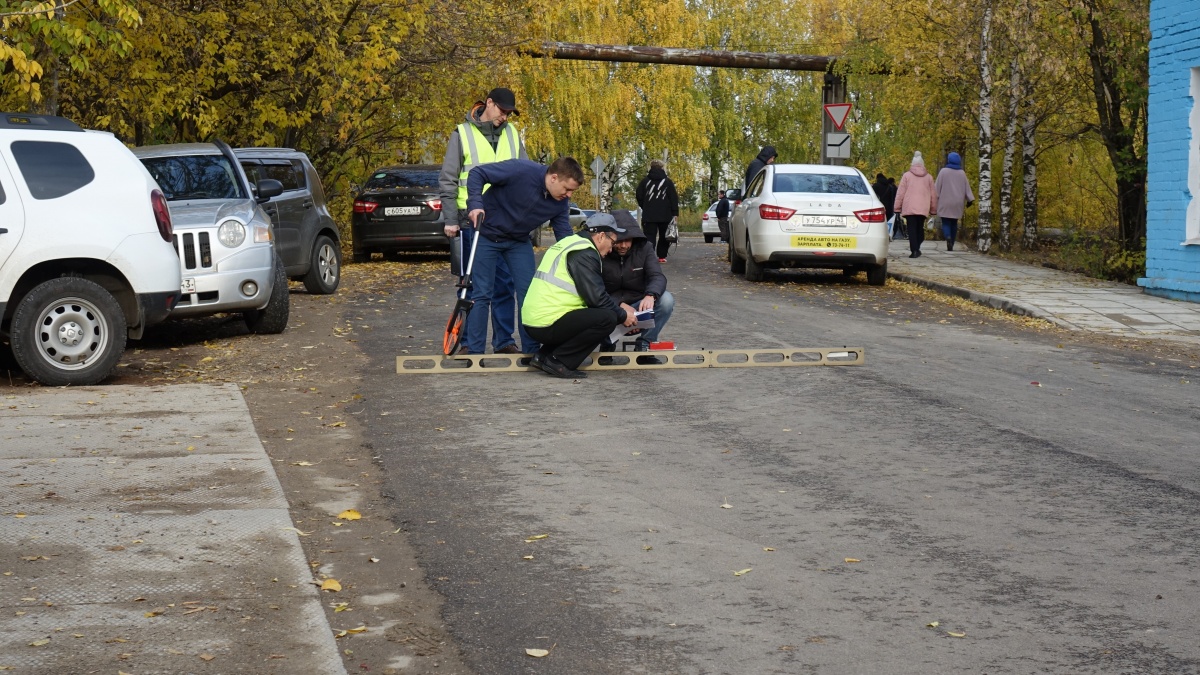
left=893, top=151, right=937, bottom=258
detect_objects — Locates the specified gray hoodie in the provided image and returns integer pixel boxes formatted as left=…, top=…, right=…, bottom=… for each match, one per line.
left=438, top=103, right=528, bottom=225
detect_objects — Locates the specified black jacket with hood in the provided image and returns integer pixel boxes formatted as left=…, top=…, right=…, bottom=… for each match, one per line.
left=601, top=211, right=667, bottom=305
left=634, top=166, right=679, bottom=223
left=744, top=146, right=777, bottom=191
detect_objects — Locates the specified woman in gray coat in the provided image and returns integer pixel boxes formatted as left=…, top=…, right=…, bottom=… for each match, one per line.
left=934, top=152, right=974, bottom=251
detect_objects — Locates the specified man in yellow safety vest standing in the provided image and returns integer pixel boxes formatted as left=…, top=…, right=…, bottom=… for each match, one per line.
left=522, top=214, right=638, bottom=379
left=439, top=87, right=526, bottom=354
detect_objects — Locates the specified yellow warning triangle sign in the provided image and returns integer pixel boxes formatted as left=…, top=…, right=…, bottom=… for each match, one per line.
left=823, top=103, right=853, bottom=131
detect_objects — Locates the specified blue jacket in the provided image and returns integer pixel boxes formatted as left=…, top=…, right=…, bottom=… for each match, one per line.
left=466, top=159, right=572, bottom=242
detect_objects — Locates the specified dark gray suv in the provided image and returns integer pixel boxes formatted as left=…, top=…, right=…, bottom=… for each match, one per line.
left=237, top=148, right=342, bottom=294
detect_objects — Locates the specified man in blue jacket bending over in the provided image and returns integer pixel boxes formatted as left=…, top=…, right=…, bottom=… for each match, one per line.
left=465, top=157, right=582, bottom=354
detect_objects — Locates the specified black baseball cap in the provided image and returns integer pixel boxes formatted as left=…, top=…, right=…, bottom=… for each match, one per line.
left=487, top=87, right=519, bottom=115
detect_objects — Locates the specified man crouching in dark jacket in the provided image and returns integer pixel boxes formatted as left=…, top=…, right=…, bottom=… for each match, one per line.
left=602, top=210, right=676, bottom=354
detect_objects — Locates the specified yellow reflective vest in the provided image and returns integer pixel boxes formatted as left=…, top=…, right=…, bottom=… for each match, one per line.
left=456, top=123, right=521, bottom=210
left=522, top=235, right=596, bottom=328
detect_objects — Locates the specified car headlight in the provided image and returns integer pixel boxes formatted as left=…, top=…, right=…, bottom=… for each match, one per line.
left=217, top=219, right=247, bottom=248
left=253, top=222, right=273, bottom=243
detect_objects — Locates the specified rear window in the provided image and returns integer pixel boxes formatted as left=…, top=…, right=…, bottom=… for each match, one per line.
left=243, top=160, right=306, bottom=191
left=141, top=155, right=247, bottom=201
left=773, top=173, right=869, bottom=195
left=11, top=140, right=95, bottom=200
left=365, top=170, right=439, bottom=190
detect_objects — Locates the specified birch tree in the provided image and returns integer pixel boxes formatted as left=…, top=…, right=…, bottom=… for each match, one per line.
left=976, top=1, right=995, bottom=253
left=998, top=54, right=1020, bottom=251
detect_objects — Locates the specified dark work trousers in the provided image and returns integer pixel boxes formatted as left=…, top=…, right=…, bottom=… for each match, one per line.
left=642, top=220, right=672, bottom=259
left=941, top=217, right=959, bottom=250
left=524, top=308, right=619, bottom=370
left=904, top=215, right=927, bottom=254
left=717, top=217, right=730, bottom=242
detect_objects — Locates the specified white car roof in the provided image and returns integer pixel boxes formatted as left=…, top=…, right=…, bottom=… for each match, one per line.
left=771, top=163, right=863, bottom=176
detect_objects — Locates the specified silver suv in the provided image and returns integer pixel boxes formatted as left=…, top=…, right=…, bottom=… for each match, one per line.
left=236, top=148, right=341, bottom=294
left=134, top=141, right=289, bottom=334
left=0, top=113, right=181, bottom=386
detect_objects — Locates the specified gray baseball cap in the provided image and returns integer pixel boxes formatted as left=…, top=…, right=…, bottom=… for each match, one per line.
left=583, top=212, right=626, bottom=234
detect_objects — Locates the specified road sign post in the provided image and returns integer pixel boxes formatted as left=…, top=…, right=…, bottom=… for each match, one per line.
left=820, top=75, right=849, bottom=166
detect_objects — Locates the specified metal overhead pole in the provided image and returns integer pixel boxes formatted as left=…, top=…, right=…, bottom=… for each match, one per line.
left=524, top=42, right=837, bottom=72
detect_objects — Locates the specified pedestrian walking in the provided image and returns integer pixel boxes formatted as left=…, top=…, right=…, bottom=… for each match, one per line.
left=635, top=160, right=678, bottom=263
left=893, top=151, right=937, bottom=258
left=464, top=157, right=581, bottom=355
left=744, top=146, right=777, bottom=192
left=934, top=152, right=974, bottom=251
left=438, top=87, right=526, bottom=354
left=872, top=173, right=899, bottom=239
left=715, top=190, right=731, bottom=243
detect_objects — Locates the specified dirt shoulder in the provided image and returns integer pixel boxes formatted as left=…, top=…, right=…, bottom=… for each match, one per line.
left=2, top=260, right=470, bottom=675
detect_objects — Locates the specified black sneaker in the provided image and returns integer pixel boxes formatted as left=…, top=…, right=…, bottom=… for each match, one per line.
left=527, top=351, right=547, bottom=370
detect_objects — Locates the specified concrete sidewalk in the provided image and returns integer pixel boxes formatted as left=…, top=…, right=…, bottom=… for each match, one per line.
left=887, top=238, right=1200, bottom=343
left=0, top=384, right=346, bottom=674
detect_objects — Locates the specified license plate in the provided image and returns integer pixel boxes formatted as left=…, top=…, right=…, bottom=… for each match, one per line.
left=799, top=215, right=847, bottom=226
left=384, top=206, right=420, bottom=216
left=181, top=278, right=196, bottom=294
left=792, top=235, right=856, bottom=249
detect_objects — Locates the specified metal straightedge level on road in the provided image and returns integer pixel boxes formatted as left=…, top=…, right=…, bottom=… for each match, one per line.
left=397, top=347, right=865, bottom=374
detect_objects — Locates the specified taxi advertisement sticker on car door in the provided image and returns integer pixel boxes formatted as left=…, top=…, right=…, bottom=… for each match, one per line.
left=792, top=235, right=856, bottom=249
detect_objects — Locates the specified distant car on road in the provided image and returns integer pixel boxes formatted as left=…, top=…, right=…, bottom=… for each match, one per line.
left=236, top=148, right=342, bottom=294
left=351, top=165, right=447, bottom=262
left=701, top=201, right=721, bottom=243
left=729, top=164, right=888, bottom=285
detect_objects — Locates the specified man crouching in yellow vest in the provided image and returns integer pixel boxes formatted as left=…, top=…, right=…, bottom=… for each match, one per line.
left=522, top=213, right=639, bottom=378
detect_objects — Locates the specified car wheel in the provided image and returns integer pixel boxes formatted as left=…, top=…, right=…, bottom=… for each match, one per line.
left=352, top=250, right=371, bottom=264
left=867, top=261, right=888, bottom=286
left=10, top=277, right=127, bottom=386
left=244, top=255, right=290, bottom=334
left=303, top=235, right=341, bottom=294
left=744, top=237, right=764, bottom=282
left=729, top=239, right=745, bottom=274
left=704, top=234, right=714, bottom=243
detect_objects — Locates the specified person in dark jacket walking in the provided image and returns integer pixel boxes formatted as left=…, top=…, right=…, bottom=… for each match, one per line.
left=714, top=190, right=731, bottom=243
left=872, top=172, right=901, bottom=239
left=744, top=146, right=777, bottom=192
left=601, top=210, right=675, bottom=352
left=634, top=160, right=679, bottom=262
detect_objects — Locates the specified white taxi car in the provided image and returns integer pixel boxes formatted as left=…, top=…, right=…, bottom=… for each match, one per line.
left=729, top=164, right=889, bottom=285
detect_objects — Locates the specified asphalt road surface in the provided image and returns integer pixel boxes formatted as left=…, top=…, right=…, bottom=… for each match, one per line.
left=356, top=241, right=1200, bottom=674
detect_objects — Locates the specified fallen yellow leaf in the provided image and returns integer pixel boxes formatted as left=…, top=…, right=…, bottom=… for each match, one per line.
left=199, top=653, right=215, bottom=661
left=927, top=621, right=940, bottom=628
left=28, top=638, right=50, bottom=647
left=321, top=579, right=342, bottom=592
left=524, top=534, right=549, bottom=542
left=282, top=527, right=311, bottom=536
left=525, top=648, right=550, bottom=658
left=337, top=509, right=362, bottom=521
left=947, top=631, right=966, bottom=638
left=345, top=626, right=367, bottom=634
left=522, top=555, right=534, bottom=560
left=14, top=513, right=27, bottom=518
left=291, top=461, right=315, bottom=467
left=733, top=568, right=753, bottom=576
left=844, top=558, right=861, bottom=563
left=763, top=547, right=775, bottom=552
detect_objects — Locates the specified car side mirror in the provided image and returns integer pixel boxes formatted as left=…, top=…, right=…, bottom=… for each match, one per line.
left=726, top=189, right=743, bottom=202
left=255, top=179, right=284, bottom=203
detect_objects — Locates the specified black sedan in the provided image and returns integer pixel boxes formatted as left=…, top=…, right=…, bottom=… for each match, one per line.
left=351, top=164, right=449, bottom=262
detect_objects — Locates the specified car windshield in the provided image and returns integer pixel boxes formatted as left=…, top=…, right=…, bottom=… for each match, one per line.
left=141, top=155, right=246, bottom=201
left=365, top=170, right=439, bottom=190
left=773, top=173, right=868, bottom=195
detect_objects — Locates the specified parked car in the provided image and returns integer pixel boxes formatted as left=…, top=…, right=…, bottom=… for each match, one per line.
left=134, top=141, right=290, bottom=333
left=701, top=201, right=721, bottom=242
left=351, top=164, right=448, bottom=261
left=0, top=112, right=181, bottom=385
left=236, top=148, right=341, bottom=294
left=729, top=164, right=888, bottom=285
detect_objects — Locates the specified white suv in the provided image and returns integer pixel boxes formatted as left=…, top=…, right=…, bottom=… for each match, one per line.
left=0, top=113, right=181, bottom=386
